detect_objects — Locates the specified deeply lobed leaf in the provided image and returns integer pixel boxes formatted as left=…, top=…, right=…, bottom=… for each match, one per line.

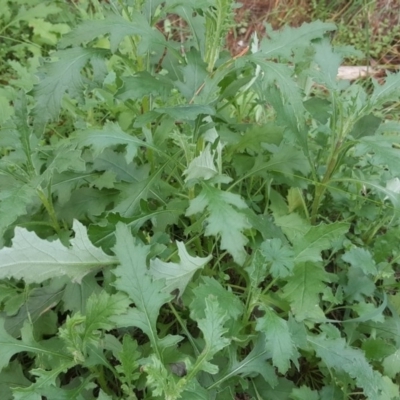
left=0, top=220, right=116, bottom=284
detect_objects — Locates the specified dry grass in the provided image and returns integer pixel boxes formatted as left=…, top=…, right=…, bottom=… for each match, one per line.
left=226, top=0, right=400, bottom=65
left=227, top=0, right=311, bottom=55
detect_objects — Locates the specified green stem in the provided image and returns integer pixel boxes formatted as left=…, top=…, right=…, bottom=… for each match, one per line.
left=37, top=189, right=61, bottom=234
left=261, top=277, right=279, bottom=296
left=117, top=0, right=145, bottom=71
left=310, top=140, right=342, bottom=224
left=95, top=366, right=113, bottom=396
left=168, top=303, right=200, bottom=357
left=242, top=290, right=257, bottom=327
left=362, top=216, right=386, bottom=245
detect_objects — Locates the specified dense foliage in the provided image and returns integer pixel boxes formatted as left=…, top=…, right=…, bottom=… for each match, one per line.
left=1, top=0, right=400, bottom=399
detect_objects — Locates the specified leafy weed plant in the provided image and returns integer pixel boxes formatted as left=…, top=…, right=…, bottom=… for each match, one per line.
left=1, top=0, right=400, bottom=399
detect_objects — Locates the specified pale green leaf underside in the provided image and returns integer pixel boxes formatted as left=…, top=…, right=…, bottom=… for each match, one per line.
left=149, top=241, right=212, bottom=297
left=184, top=145, right=217, bottom=182
left=0, top=220, right=116, bottom=283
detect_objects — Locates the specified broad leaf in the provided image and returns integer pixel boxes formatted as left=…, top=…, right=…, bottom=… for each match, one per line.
left=290, top=385, right=319, bottom=400
left=3, top=281, right=65, bottom=337
left=350, top=114, right=382, bottom=139
left=149, top=241, right=211, bottom=297
left=383, top=349, right=400, bottom=378
left=221, top=334, right=277, bottom=387
left=79, top=291, right=129, bottom=335
left=256, top=307, right=295, bottom=374
left=248, top=145, right=311, bottom=181
left=33, top=48, right=107, bottom=129
left=190, top=277, right=244, bottom=321
left=274, top=213, right=310, bottom=243
left=75, top=122, right=144, bottom=163
left=89, top=208, right=180, bottom=250
left=354, top=136, right=400, bottom=175
left=283, top=263, right=330, bottom=321
left=92, top=148, right=142, bottom=183
left=13, top=3, right=62, bottom=24
left=174, top=49, right=208, bottom=100
left=11, top=362, right=76, bottom=400
left=0, top=183, right=37, bottom=240
left=0, top=322, right=35, bottom=373
left=370, top=71, right=400, bottom=108
left=62, top=273, right=102, bottom=314
left=186, top=184, right=251, bottom=265
left=245, top=249, right=269, bottom=289
left=312, top=40, right=342, bottom=90
left=293, top=222, right=349, bottom=263
left=50, top=171, right=93, bottom=205
left=229, top=122, right=284, bottom=154
left=0, top=220, right=116, bottom=283
left=60, top=291, right=129, bottom=357
left=261, top=238, right=295, bottom=278
left=184, top=145, right=217, bottom=182
left=309, top=333, right=397, bottom=399
left=192, top=295, right=231, bottom=374
left=259, top=21, right=336, bottom=59
left=117, top=72, right=174, bottom=102
left=142, top=354, right=182, bottom=399
left=111, top=223, right=173, bottom=351
left=252, top=58, right=306, bottom=124
left=344, top=265, right=376, bottom=302
left=342, top=247, right=377, bottom=275
left=59, top=12, right=166, bottom=53
left=55, top=187, right=116, bottom=222
left=0, top=321, right=69, bottom=372
left=250, top=376, right=295, bottom=400
left=115, top=335, right=141, bottom=384
left=112, top=169, right=165, bottom=217
left=0, top=361, right=31, bottom=399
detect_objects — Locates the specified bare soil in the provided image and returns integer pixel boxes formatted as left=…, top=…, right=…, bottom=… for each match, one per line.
left=226, top=0, right=400, bottom=65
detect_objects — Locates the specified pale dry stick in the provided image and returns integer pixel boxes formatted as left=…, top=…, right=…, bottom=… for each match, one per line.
left=337, top=65, right=384, bottom=80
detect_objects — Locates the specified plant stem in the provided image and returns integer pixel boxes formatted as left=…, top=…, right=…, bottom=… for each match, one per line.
left=310, top=139, right=342, bottom=224
left=168, top=303, right=200, bottom=357
left=95, top=365, right=113, bottom=396
left=37, top=189, right=61, bottom=234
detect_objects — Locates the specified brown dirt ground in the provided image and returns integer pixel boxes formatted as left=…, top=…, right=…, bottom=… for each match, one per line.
left=226, top=0, right=400, bottom=66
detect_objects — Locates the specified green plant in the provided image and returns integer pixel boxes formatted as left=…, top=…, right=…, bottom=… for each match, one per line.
left=1, top=0, right=400, bottom=399
left=309, top=0, right=400, bottom=65
left=255, top=0, right=400, bottom=67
